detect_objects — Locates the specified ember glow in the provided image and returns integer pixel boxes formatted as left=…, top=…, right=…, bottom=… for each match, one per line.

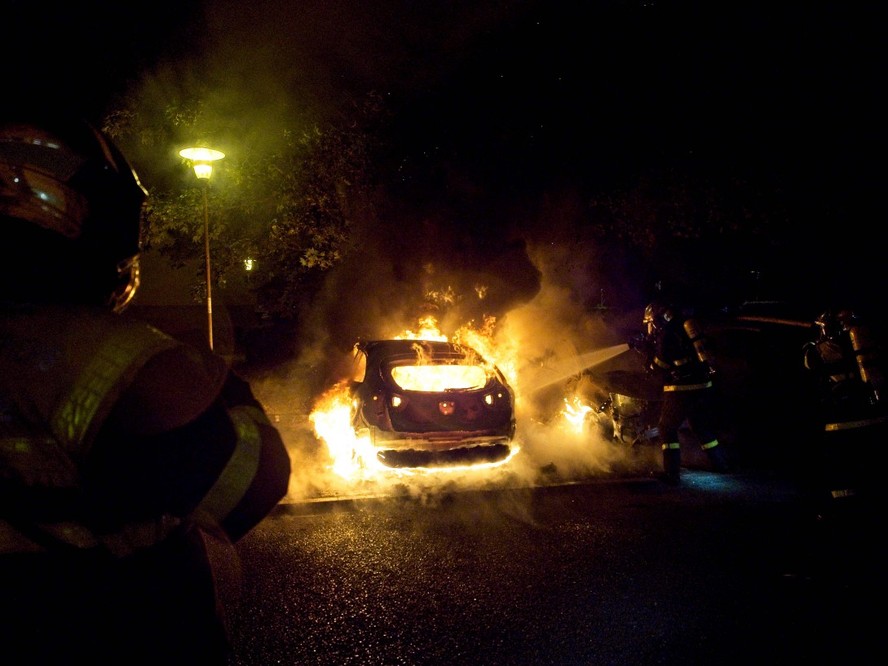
left=397, top=315, right=447, bottom=342
left=560, top=396, right=596, bottom=435
left=391, top=364, right=488, bottom=391
left=308, top=380, right=383, bottom=479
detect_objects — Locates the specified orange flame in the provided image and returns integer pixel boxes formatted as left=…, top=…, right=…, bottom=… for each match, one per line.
left=395, top=315, right=447, bottom=341
left=308, top=380, right=387, bottom=478
left=560, top=395, right=595, bottom=435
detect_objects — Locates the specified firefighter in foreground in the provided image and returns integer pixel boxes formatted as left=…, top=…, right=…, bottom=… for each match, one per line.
left=630, top=301, right=729, bottom=484
left=0, top=112, right=291, bottom=664
left=801, top=308, right=887, bottom=512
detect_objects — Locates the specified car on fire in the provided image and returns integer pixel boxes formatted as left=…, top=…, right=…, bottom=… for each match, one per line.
left=347, top=338, right=517, bottom=468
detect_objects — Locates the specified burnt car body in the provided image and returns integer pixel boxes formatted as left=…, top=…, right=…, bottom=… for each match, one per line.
left=348, top=339, right=516, bottom=468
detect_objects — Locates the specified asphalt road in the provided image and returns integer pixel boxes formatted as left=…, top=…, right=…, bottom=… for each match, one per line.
left=225, top=467, right=882, bottom=665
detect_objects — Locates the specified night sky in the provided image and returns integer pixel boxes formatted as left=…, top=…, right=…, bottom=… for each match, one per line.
left=8, top=1, right=880, bottom=189
left=4, top=1, right=885, bottom=324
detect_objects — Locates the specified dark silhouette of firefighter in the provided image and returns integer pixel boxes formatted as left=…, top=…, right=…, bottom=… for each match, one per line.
left=630, top=301, right=729, bottom=484
left=801, top=308, right=887, bottom=509
left=0, top=111, right=291, bottom=664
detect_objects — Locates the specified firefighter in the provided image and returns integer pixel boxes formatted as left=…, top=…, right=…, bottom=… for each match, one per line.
left=630, top=301, right=729, bottom=484
left=0, top=112, right=291, bottom=664
left=801, top=308, right=887, bottom=512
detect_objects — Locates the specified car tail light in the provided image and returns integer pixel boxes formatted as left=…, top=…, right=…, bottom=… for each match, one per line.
left=483, top=390, right=508, bottom=408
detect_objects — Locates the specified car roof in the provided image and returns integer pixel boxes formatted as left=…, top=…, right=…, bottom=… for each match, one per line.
left=356, top=339, right=477, bottom=363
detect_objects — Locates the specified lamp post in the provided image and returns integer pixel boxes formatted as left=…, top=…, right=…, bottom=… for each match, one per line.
left=179, top=146, right=225, bottom=351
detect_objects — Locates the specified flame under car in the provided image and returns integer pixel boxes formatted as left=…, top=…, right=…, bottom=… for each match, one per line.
left=349, top=339, right=517, bottom=468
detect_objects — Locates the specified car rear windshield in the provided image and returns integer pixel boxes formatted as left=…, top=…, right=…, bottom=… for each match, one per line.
left=390, top=363, right=489, bottom=391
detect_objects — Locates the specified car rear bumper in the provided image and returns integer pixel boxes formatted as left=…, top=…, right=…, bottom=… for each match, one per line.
left=376, top=442, right=512, bottom=468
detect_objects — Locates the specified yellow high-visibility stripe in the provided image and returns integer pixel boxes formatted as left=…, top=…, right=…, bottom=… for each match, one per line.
left=194, top=407, right=262, bottom=523
left=663, top=381, right=712, bottom=392
left=662, top=442, right=680, bottom=450
left=50, top=324, right=176, bottom=456
left=239, top=404, right=272, bottom=427
left=824, top=414, right=888, bottom=431
left=828, top=372, right=855, bottom=382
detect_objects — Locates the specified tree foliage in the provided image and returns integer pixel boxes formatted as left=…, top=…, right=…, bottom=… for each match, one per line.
left=586, top=166, right=789, bottom=256
left=103, top=90, right=385, bottom=320
left=581, top=164, right=794, bottom=307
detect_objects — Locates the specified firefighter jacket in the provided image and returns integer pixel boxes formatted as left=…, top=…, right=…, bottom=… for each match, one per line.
left=644, top=317, right=713, bottom=391
left=802, top=329, right=887, bottom=429
left=0, top=303, right=291, bottom=556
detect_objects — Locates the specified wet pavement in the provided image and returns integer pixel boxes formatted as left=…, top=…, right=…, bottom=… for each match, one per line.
left=226, top=468, right=882, bottom=665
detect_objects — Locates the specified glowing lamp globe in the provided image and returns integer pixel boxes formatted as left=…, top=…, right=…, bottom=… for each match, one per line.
left=179, top=147, right=225, bottom=179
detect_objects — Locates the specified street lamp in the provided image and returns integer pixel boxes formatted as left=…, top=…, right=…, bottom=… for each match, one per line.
left=179, top=146, right=225, bottom=351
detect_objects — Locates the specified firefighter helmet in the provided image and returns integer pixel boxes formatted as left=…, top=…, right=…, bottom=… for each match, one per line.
left=643, top=301, right=676, bottom=334
left=814, top=310, right=842, bottom=340
left=0, top=113, right=147, bottom=312
left=836, top=308, right=858, bottom=332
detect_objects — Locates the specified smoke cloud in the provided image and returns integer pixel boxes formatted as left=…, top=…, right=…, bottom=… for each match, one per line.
left=247, top=196, right=658, bottom=502
left=119, top=1, right=666, bottom=501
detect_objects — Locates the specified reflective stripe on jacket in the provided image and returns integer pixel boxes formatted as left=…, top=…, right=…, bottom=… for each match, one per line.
left=1, top=305, right=192, bottom=458
left=1, top=305, right=289, bottom=555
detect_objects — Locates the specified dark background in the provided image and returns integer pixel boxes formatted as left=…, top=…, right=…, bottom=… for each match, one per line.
left=5, top=1, right=885, bottom=324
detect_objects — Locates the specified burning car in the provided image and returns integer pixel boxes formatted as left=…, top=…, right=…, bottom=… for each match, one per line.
left=347, top=338, right=517, bottom=468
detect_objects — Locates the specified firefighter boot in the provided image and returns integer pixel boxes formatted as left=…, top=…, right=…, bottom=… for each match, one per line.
left=703, top=440, right=730, bottom=473
left=660, top=444, right=681, bottom=485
